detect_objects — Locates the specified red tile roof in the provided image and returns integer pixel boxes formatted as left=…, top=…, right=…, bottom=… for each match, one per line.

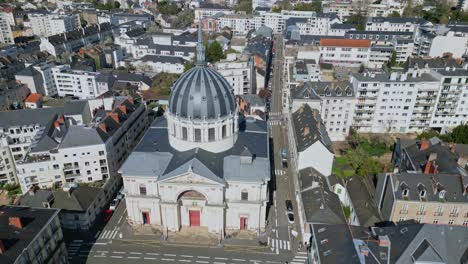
left=25, top=93, right=42, bottom=103
left=320, top=39, right=371, bottom=48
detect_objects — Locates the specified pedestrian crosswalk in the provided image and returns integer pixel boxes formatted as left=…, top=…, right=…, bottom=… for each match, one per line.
left=97, top=228, right=119, bottom=240
left=274, top=169, right=285, bottom=176
left=268, top=120, right=282, bottom=126
left=268, top=237, right=290, bottom=253
left=290, top=252, right=308, bottom=264
left=269, top=112, right=283, bottom=117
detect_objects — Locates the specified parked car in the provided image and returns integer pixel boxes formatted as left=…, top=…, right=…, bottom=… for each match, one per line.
left=285, top=200, right=293, bottom=212
left=287, top=212, right=295, bottom=224
left=103, top=209, right=113, bottom=223
left=116, top=190, right=125, bottom=200
left=109, top=199, right=119, bottom=211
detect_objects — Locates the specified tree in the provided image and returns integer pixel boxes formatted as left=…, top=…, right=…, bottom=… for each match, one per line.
left=294, top=3, right=315, bottom=11
left=234, top=0, right=253, bottom=14
left=172, top=9, right=194, bottom=28
left=388, top=11, right=401, bottom=18
left=206, top=41, right=224, bottom=63
left=114, top=1, right=120, bottom=9
left=387, top=51, right=397, bottom=68
left=272, top=1, right=292, bottom=13
left=346, top=10, right=366, bottom=30
left=184, top=60, right=194, bottom=72
left=449, top=124, right=468, bottom=144
left=158, top=1, right=180, bottom=15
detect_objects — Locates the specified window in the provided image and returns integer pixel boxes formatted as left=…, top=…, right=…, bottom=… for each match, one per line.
left=182, top=127, right=188, bottom=140
left=241, top=191, right=248, bottom=201
left=222, top=125, right=227, bottom=138
left=99, top=151, right=104, bottom=156
left=448, top=219, right=454, bottom=225
left=139, top=184, right=147, bottom=195
left=194, top=129, right=201, bottom=142
left=208, top=128, right=215, bottom=141
left=433, top=219, right=439, bottom=224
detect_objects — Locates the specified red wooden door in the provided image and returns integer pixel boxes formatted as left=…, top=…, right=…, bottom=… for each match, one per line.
left=240, top=217, right=248, bottom=230
left=189, top=210, right=200, bottom=227
left=142, top=212, right=150, bottom=224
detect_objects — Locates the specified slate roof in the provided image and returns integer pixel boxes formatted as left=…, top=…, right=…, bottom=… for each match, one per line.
left=291, top=81, right=354, bottom=100
left=0, top=108, right=64, bottom=128
left=345, top=176, right=381, bottom=226
left=59, top=125, right=104, bottom=149
left=18, top=186, right=102, bottom=212
left=0, top=206, right=60, bottom=264
left=403, top=56, right=462, bottom=71
left=330, top=23, right=356, bottom=29
left=300, top=167, right=346, bottom=224
left=119, top=116, right=270, bottom=184
left=291, top=104, right=332, bottom=153
left=139, top=54, right=185, bottom=64
left=368, top=17, right=427, bottom=24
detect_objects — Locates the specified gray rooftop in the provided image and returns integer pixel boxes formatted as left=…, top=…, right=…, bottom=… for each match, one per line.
left=291, top=104, right=332, bottom=153
left=345, top=176, right=381, bottom=226
left=292, top=81, right=354, bottom=100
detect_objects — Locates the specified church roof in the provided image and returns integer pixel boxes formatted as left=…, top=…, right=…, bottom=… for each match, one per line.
left=119, top=116, right=270, bottom=183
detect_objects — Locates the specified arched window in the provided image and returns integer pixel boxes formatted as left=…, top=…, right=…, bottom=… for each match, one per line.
left=182, top=127, right=188, bottom=140
left=139, top=184, right=147, bottom=195
left=241, top=190, right=248, bottom=201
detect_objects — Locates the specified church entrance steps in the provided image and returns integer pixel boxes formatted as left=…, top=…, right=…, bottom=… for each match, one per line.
left=167, top=227, right=218, bottom=245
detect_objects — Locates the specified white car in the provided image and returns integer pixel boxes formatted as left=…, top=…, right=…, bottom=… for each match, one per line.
left=109, top=199, right=119, bottom=211
left=116, top=191, right=125, bottom=200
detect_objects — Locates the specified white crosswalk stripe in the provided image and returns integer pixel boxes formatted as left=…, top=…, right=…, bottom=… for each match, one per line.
left=274, top=169, right=285, bottom=176
left=97, top=228, right=120, bottom=240
left=290, top=252, right=308, bottom=263
left=268, top=238, right=291, bottom=252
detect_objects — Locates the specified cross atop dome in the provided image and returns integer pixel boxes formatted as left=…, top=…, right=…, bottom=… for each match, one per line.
left=196, top=23, right=206, bottom=66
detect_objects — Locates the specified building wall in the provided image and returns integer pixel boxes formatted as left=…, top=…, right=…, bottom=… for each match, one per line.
left=320, top=45, right=370, bottom=67
left=0, top=12, right=14, bottom=44
left=429, top=35, right=468, bottom=58
left=298, top=142, right=334, bottom=176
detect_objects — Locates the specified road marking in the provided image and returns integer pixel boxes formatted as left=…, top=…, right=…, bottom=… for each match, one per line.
left=147, top=253, right=159, bottom=255
left=196, top=261, right=209, bottom=264
left=113, top=251, right=125, bottom=254
left=232, top=259, right=245, bottom=261
left=179, top=260, right=191, bottom=263
left=130, top=252, right=142, bottom=254
left=181, top=255, right=193, bottom=258
left=198, top=256, right=209, bottom=259
left=144, top=257, right=156, bottom=260
left=214, top=257, right=228, bottom=260
left=128, top=256, right=140, bottom=259
left=161, top=258, right=175, bottom=261
left=100, top=230, right=109, bottom=239
left=110, top=256, right=122, bottom=259
left=93, top=242, right=107, bottom=245
left=287, top=241, right=290, bottom=250
left=164, top=254, right=177, bottom=257
left=276, top=238, right=279, bottom=254
left=213, top=262, right=225, bottom=264
left=295, top=256, right=308, bottom=259
left=96, top=250, right=108, bottom=253
left=94, top=255, right=105, bottom=258
left=94, top=230, right=101, bottom=238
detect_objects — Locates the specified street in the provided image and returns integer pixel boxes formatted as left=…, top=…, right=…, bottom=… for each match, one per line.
left=64, top=34, right=308, bottom=264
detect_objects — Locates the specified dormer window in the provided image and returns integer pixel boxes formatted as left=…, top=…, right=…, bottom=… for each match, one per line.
left=419, top=190, right=426, bottom=199
left=402, top=189, right=409, bottom=199
left=438, top=190, right=446, bottom=201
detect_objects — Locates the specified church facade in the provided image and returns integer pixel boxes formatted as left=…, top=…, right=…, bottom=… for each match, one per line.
left=119, top=26, right=270, bottom=234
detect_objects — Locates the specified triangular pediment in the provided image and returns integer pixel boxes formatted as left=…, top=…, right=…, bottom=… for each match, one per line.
left=161, top=172, right=222, bottom=185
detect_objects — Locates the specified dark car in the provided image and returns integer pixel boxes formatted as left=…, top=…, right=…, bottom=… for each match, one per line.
left=285, top=200, right=293, bottom=212
left=287, top=212, right=295, bottom=224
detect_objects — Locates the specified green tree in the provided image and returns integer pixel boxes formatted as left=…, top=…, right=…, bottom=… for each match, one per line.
left=346, top=10, right=366, bottom=30
left=114, top=1, right=120, bottom=8
left=357, top=158, right=381, bottom=177
left=449, top=124, right=468, bottom=144
left=387, top=51, right=397, bottom=68
left=294, top=3, right=315, bottom=11
left=158, top=1, right=180, bottom=15
left=388, top=11, right=401, bottom=18
left=206, top=41, right=224, bottom=63
left=172, top=9, right=194, bottom=28
left=234, top=0, right=253, bottom=14
left=184, top=60, right=194, bottom=72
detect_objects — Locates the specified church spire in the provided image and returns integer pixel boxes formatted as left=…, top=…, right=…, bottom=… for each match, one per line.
left=196, top=22, right=206, bottom=66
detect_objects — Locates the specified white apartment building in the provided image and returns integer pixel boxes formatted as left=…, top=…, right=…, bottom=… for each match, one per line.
left=13, top=97, right=147, bottom=193
left=285, top=13, right=340, bottom=36
left=15, top=61, right=58, bottom=97
left=217, top=14, right=255, bottom=35
left=29, top=13, right=79, bottom=37
left=0, top=136, right=16, bottom=183
left=131, top=55, right=185, bottom=75
left=0, top=12, right=14, bottom=44
left=195, top=3, right=234, bottom=22
left=290, top=81, right=355, bottom=141
left=349, top=70, right=462, bottom=133
left=319, top=38, right=371, bottom=67
left=52, top=65, right=111, bottom=99
left=365, top=17, right=429, bottom=33
left=215, top=56, right=256, bottom=95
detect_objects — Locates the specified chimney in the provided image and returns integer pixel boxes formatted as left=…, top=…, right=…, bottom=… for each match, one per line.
left=8, top=216, right=23, bottom=229
left=54, top=120, right=60, bottom=130
left=378, top=235, right=390, bottom=247
left=0, top=240, right=5, bottom=254
left=424, top=153, right=438, bottom=174
left=359, top=245, right=370, bottom=257
left=58, top=115, right=65, bottom=123
left=98, top=123, right=107, bottom=132
left=107, top=112, right=119, bottom=123
left=420, top=139, right=430, bottom=151
left=119, top=105, right=127, bottom=114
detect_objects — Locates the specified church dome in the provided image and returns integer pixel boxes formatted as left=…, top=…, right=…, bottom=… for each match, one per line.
left=169, top=66, right=235, bottom=120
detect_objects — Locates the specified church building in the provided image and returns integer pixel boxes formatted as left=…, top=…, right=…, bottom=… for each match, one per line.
left=119, top=25, right=271, bottom=234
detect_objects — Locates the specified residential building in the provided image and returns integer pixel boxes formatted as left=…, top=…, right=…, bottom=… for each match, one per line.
left=15, top=61, right=58, bottom=96
left=284, top=13, right=341, bottom=36
left=0, top=12, right=14, bottom=44
left=52, top=65, right=111, bottom=99
left=0, top=81, right=30, bottom=111
left=365, top=17, right=429, bottom=33
left=215, top=56, right=256, bottom=95
left=24, top=93, right=43, bottom=109
left=308, top=222, right=468, bottom=264
left=376, top=172, right=468, bottom=225
left=195, top=3, right=234, bottom=22
left=319, top=39, right=371, bottom=67
left=130, top=55, right=186, bottom=75
left=237, top=94, right=266, bottom=118
left=0, top=57, right=25, bottom=81
left=29, top=13, right=80, bottom=37
left=328, top=23, right=356, bottom=36
left=413, top=25, right=468, bottom=58
left=288, top=103, right=334, bottom=177
left=342, top=176, right=382, bottom=226
left=119, top=28, right=270, bottom=234
left=292, top=59, right=320, bottom=82
left=290, top=82, right=355, bottom=141
left=18, top=185, right=107, bottom=230
left=14, top=97, right=146, bottom=194
left=0, top=205, right=67, bottom=264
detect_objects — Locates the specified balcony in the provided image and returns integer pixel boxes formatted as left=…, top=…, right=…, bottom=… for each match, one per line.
left=399, top=210, right=408, bottom=214
left=449, top=213, right=459, bottom=217
left=415, top=101, right=434, bottom=106
left=434, top=212, right=444, bottom=217
left=63, top=164, right=79, bottom=171
left=416, top=211, right=426, bottom=216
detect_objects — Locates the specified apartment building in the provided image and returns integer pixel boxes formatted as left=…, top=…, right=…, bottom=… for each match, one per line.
left=414, top=25, right=468, bottom=58
left=0, top=205, right=67, bottom=264
left=365, top=17, right=429, bottom=33
left=215, top=56, right=256, bottom=95
left=350, top=71, right=444, bottom=133
left=15, top=61, right=58, bottom=96
left=52, top=65, right=111, bottom=99
left=131, top=55, right=186, bottom=75
left=14, top=97, right=146, bottom=194
left=290, top=81, right=355, bottom=141
left=319, top=38, right=371, bottom=67
left=195, top=3, right=234, bottom=22
left=0, top=12, right=14, bottom=44
left=30, top=13, right=80, bottom=37
left=285, top=13, right=341, bottom=36
left=216, top=14, right=255, bottom=35
left=376, top=172, right=468, bottom=226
